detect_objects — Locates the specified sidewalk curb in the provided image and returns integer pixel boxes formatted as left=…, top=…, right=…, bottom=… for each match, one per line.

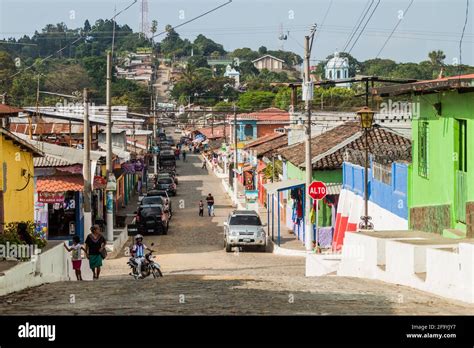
left=268, top=239, right=307, bottom=257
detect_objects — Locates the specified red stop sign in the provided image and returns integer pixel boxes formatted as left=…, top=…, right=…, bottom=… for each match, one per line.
left=308, top=181, right=327, bottom=200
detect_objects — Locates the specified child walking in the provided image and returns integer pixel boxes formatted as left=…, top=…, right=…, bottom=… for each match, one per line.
left=64, top=236, right=86, bottom=281
left=198, top=200, right=204, bottom=216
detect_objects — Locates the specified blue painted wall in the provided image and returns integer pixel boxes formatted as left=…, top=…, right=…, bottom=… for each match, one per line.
left=343, top=161, right=408, bottom=219
left=237, top=120, right=257, bottom=141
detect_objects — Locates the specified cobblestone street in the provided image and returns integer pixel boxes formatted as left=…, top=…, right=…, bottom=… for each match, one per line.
left=0, top=151, right=473, bottom=315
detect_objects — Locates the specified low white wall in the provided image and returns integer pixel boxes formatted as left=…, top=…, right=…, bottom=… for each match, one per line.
left=337, top=232, right=474, bottom=303
left=0, top=243, right=70, bottom=296
left=306, top=253, right=341, bottom=276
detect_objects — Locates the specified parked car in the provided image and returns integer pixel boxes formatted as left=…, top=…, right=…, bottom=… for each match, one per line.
left=146, top=189, right=172, bottom=214
left=157, top=172, right=178, bottom=185
left=159, top=150, right=176, bottom=170
left=156, top=177, right=177, bottom=196
left=223, top=210, right=266, bottom=252
left=135, top=204, right=169, bottom=235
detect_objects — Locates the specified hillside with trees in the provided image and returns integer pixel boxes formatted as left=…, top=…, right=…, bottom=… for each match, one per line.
left=1, top=19, right=473, bottom=112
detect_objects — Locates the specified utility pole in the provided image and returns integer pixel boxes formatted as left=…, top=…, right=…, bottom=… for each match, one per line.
left=233, top=103, right=238, bottom=204
left=303, top=25, right=317, bottom=251
left=83, top=88, right=92, bottom=240
left=153, top=101, right=158, bottom=175
left=105, top=51, right=115, bottom=243
left=211, top=109, right=214, bottom=136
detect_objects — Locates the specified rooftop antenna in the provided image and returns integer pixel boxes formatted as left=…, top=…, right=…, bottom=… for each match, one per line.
left=140, top=0, right=150, bottom=38
left=278, top=23, right=288, bottom=50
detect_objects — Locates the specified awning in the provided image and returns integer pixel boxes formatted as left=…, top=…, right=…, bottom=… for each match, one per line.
left=264, top=179, right=305, bottom=195
left=36, top=175, right=84, bottom=193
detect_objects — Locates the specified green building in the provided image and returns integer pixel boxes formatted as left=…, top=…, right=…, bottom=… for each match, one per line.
left=376, top=74, right=474, bottom=238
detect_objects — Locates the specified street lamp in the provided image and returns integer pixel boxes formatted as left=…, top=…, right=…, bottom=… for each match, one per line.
left=357, top=106, right=375, bottom=230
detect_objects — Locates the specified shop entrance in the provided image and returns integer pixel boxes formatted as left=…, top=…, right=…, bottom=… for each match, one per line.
left=47, top=191, right=77, bottom=238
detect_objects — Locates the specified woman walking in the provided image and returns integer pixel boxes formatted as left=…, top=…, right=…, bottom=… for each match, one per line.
left=85, top=225, right=106, bottom=280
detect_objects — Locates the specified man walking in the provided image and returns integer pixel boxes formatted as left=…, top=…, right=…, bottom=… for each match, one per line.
left=206, top=193, right=215, bottom=217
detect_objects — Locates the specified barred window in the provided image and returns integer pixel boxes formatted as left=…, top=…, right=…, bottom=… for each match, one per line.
left=373, top=162, right=392, bottom=185
left=418, top=121, right=429, bottom=178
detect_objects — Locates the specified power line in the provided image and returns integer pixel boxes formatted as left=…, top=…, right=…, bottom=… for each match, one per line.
left=150, top=0, right=233, bottom=39
left=458, top=0, right=470, bottom=76
left=376, top=0, right=415, bottom=58
left=342, top=0, right=373, bottom=52
left=347, top=0, right=381, bottom=54
left=8, top=0, right=138, bottom=80
left=313, top=0, right=334, bottom=44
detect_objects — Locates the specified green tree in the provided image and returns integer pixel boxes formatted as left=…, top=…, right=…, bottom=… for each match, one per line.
left=258, top=46, right=267, bottom=55
left=193, top=34, right=225, bottom=56
left=0, top=50, right=16, bottom=93
left=230, top=47, right=259, bottom=61
left=187, top=55, right=210, bottom=69
left=237, top=90, right=275, bottom=111
left=9, top=71, right=38, bottom=106
left=362, top=58, right=397, bottom=77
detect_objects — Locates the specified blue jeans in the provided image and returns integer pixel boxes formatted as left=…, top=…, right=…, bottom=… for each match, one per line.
left=207, top=205, right=214, bottom=216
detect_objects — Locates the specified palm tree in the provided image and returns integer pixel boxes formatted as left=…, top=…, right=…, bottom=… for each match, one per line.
left=428, top=50, right=446, bottom=66
left=428, top=50, right=446, bottom=78
left=150, top=20, right=158, bottom=45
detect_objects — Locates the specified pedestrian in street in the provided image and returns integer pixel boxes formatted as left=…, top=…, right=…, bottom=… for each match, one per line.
left=64, top=236, right=86, bottom=281
left=84, top=225, right=106, bottom=280
left=198, top=200, right=204, bottom=216
left=182, top=150, right=186, bottom=162
left=206, top=193, right=215, bottom=217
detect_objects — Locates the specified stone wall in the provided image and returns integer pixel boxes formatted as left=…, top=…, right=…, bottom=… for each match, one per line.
left=409, top=204, right=451, bottom=234
left=466, top=201, right=474, bottom=238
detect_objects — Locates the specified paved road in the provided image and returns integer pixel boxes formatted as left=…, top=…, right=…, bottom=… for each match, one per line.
left=0, top=136, right=473, bottom=315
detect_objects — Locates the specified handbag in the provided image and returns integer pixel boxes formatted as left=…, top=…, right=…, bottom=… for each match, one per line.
left=100, top=247, right=108, bottom=259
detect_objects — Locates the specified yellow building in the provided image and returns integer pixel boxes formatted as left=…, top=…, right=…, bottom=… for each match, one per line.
left=0, top=128, right=43, bottom=226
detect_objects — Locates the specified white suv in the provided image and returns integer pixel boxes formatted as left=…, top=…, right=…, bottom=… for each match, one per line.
left=223, top=210, right=267, bottom=252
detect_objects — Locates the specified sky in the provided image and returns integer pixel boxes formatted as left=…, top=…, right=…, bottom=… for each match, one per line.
left=0, top=0, right=473, bottom=65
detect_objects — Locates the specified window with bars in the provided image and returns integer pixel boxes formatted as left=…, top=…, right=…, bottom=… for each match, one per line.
left=418, top=121, right=429, bottom=178
left=373, top=162, right=392, bottom=185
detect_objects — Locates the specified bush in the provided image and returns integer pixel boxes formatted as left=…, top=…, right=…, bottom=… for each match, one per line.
left=0, top=221, right=47, bottom=249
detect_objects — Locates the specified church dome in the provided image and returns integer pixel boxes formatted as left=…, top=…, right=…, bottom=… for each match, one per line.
left=326, top=52, right=349, bottom=69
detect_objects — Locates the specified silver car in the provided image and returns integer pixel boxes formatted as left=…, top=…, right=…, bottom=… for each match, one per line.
left=223, top=210, right=267, bottom=252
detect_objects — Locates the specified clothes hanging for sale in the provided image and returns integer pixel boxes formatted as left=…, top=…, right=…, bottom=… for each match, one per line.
left=309, top=206, right=316, bottom=225
left=296, top=200, right=303, bottom=219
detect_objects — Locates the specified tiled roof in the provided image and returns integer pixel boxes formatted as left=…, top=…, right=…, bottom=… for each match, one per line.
left=373, top=74, right=474, bottom=96
left=244, top=133, right=288, bottom=158
left=229, top=108, right=290, bottom=123
left=36, top=175, right=84, bottom=192
left=278, top=122, right=411, bottom=170
left=198, top=125, right=230, bottom=139
left=0, top=104, right=23, bottom=114
left=34, top=154, right=73, bottom=167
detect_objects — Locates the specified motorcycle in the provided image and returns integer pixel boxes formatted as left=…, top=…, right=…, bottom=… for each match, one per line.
left=127, top=243, right=163, bottom=279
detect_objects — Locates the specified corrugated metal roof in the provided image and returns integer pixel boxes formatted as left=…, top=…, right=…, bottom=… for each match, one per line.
left=34, top=155, right=73, bottom=167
